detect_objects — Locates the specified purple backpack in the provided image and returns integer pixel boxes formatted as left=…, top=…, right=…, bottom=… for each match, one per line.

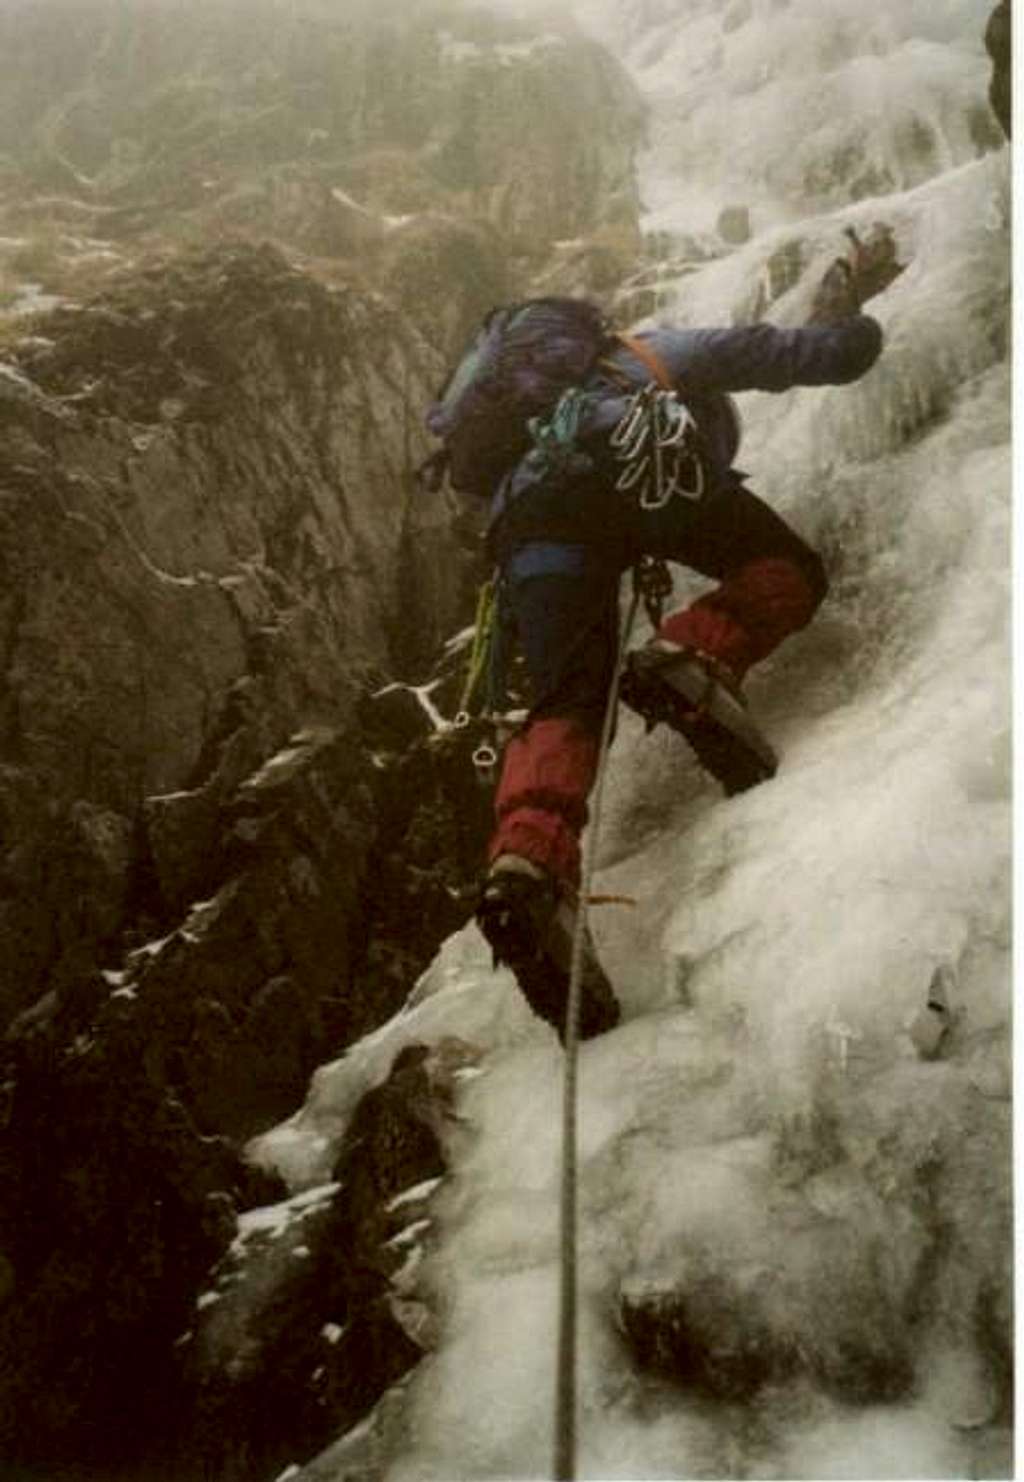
left=423, top=297, right=610, bottom=497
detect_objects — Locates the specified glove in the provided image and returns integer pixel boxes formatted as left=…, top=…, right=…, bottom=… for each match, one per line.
left=807, top=223, right=904, bottom=325
left=845, top=223, right=904, bottom=305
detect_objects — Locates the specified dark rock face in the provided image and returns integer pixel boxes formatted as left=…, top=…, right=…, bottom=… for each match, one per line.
left=0, top=240, right=470, bottom=1032
left=986, top=0, right=1011, bottom=139
left=0, top=241, right=486, bottom=1478
left=181, top=1040, right=467, bottom=1482
left=0, top=987, right=285, bottom=1479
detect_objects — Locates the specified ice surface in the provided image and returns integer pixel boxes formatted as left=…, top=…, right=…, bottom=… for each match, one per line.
left=265, top=2, right=1010, bottom=1477
left=587, top=0, right=998, bottom=240
left=248, top=927, right=543, bottom=1188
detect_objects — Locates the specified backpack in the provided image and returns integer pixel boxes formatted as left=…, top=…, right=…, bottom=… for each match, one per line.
left=421, top=297, right=611, bottom=498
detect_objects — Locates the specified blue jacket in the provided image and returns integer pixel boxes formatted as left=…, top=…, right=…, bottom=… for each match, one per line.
left=595, top=315, right=883, bottom=477
left=618, top=316, right=883, bottom=391
left=495, top=312, right=883, bottom=527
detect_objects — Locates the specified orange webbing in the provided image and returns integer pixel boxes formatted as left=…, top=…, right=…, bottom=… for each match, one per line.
left=614, top=332, right=675, bottom=390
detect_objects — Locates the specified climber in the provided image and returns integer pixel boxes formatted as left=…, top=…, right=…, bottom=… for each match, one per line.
left=452, top=230, right=899, bottom=1040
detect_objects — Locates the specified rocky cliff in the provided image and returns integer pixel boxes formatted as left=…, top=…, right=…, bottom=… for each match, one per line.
left=1, top=239, right=470, bottom=1027
left=0, top=239, right=488, bottom=1479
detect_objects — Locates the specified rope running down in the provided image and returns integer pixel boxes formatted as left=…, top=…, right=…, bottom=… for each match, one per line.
left=554, top=579, right=641, bottom=1482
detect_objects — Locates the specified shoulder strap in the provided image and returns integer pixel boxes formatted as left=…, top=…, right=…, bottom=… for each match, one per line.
left=613, top=332, right=675, bottom=390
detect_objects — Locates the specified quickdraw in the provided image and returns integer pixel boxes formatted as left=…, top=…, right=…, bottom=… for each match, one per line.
left=609, top=383, right=705, bottom=510
left=443, top=574, right=523, bottom=786
left=455, top=577, right=500, bottom=721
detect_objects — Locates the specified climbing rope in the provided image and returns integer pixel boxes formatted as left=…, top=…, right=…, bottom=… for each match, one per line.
left=554, top=578, right=641, bottom=1482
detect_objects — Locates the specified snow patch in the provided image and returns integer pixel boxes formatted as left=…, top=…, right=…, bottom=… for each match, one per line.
left=387, top=1177, right=444, bottom=1213
left=231, top=1182, right=341, bottom=1256
left=371, top=679, right=449, bottom=731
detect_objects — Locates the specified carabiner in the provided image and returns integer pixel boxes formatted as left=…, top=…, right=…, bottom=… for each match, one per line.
left=663, top=447, right=705, bottom=502
left=639, top=474, right=673, bottom=510
left=609, top=398, right=638, bottom=449
left=471, top=741, right=498, bottom=786
left=609, top=387, right=652, bottom=452
left=616, top=453, right=650, bottom=492
left=654, top=393, right=689, bottom=447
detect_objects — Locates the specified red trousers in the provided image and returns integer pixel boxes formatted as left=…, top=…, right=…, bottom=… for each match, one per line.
left=489, top=552, right=823, bottom=890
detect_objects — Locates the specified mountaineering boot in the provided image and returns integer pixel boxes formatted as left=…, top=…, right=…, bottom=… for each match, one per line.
left=620, top=640, right=778, bottom=795
left=476, top=855, right=620, bottom=1042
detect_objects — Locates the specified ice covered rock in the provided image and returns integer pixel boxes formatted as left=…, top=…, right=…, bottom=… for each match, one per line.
left=184, top=1042, right=453, bottom=1481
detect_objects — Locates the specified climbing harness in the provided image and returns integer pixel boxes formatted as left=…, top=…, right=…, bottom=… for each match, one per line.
left=446, top=556, right=669, bottom=795
left=555, top=577, right=641, bottom=1482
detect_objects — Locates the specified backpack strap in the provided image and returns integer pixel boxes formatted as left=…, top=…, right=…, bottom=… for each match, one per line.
left=611, top=332, right=676, bottom=390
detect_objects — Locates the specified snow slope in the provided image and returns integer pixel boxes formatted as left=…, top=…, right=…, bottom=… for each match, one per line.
left=259, top=3, right=1011, bottom=1478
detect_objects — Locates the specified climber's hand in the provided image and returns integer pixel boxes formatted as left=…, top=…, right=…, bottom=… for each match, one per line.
left=844, top=223, right=905, bottom=306
left=807, top=223, right=905, bottom=324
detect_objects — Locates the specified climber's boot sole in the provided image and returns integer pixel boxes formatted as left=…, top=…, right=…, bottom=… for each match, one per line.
left=620, top=641, right=778, bottom=796
left=477, top=867, right=620, bottom=1042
